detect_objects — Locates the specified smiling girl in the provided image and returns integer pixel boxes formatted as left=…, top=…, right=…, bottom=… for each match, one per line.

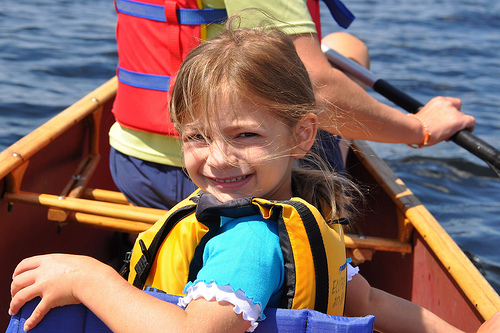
left=9, top=18, right=499, bottom=333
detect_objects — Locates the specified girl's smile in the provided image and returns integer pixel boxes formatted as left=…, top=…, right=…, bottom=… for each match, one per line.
left=209, top=174, right=252, bottom=185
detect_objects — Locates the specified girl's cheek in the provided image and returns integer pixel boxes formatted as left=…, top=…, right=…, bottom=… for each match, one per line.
left=183, top=148, right=208, bottom=171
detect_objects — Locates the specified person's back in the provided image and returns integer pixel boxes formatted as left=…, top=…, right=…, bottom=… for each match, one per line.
left=108, top=0, right=352, bottom=210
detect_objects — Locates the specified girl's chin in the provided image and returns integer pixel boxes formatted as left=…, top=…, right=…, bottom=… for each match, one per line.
left=210, top=192, right=248, bottom=203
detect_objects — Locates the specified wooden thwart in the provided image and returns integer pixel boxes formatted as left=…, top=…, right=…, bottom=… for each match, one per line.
left=345, top=234, right=411, bottom=253
left=4, top=191, right=166, bottom=224
left=82, top=188, right=130, bottom=205
left=4, top=189, right=412, bottom=255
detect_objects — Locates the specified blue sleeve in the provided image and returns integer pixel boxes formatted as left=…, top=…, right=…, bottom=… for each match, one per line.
left=195, top=215, right=284, bottom=311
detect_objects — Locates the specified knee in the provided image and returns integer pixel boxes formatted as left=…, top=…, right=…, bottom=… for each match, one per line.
left=322, top=32, right=370, bottom=69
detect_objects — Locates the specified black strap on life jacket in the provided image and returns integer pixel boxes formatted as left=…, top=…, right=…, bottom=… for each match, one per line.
left=131, top=200, right=198, bottom=289
left=265, top=200, right=330, bottom=313
left=189, top=194, right=260, bottom=281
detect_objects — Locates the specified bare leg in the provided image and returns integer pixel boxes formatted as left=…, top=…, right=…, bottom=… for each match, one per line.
left=322, top=32, right=370, bottom=85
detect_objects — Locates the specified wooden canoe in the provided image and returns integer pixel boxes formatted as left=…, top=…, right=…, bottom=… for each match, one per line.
left=1, top=76, right=499, bottom=331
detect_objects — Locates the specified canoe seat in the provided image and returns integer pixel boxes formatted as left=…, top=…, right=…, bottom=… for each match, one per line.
left=4, top=186, right=412, bottom=260
left=76, top=188, right=413, bottom=258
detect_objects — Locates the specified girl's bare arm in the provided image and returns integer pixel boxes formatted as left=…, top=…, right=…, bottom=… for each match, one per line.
left=10, top=254, right=250, bottom=333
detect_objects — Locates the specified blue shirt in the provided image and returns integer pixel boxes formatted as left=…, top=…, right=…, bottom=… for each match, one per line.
left=184, top=214, right=285, bottom=318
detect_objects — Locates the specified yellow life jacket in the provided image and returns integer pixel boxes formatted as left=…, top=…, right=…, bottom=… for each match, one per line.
left=126, top=191, right=349, bottom=316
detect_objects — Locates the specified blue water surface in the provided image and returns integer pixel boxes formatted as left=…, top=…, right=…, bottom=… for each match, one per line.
left=1, top=0, right=499, bottom=293
left=0, top=0, right=117, bottom=146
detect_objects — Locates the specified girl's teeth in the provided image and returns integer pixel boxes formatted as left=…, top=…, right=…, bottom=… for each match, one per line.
left=218, top=175, right=247, bottom=183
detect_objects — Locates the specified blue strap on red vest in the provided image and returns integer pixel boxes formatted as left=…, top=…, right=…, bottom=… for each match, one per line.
left=116, top=0, right=353, bottom=27
left=6, top=291, right=375, bottom=332
left=115, top=0, right=355, bottom=92
left=115, top=0, right=227, bottom=24
left=118, top=65, right=171, bottom=91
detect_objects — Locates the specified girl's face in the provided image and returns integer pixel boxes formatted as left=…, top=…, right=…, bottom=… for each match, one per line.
left=181, top=99, right=317, bottom=203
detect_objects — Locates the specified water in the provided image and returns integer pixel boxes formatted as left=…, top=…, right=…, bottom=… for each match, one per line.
left=0, top=0, right=117, bottom=146
left=1, top=0, right=499, bottom=292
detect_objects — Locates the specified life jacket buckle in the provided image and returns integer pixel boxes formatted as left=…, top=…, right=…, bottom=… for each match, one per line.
left=119, top=251, right=132, bottom=278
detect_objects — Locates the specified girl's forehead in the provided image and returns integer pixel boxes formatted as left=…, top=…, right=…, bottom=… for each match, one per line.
left=184, top=108, right=264, bottom=130
left=182, top=102, right=287, bottom=134
left=189, top=98, right=277, bottom=124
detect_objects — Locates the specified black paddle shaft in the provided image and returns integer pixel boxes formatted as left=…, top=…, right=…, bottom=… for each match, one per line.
left=373, top=79, right=500, bottom=172
left=322, top=44, right=500, bottom=174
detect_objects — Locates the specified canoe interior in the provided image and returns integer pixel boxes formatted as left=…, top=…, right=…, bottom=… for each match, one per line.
left=0, top=78, right=498, bottom=331
left=0, top=95, right=119, bottom=328
left=346, top=150, right=483, bottom=332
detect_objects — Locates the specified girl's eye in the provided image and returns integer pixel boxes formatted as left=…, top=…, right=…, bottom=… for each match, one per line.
left=238, top=132, right=257, bottom=138
left=184, top=134, right=207, bottom=142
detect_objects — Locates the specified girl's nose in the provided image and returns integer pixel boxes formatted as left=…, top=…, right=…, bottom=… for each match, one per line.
left=206, top=140, right=235, bottom=169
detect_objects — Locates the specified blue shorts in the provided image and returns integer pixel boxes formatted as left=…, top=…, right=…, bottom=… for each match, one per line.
left=109, top=148, right=197, bottom=210
left=301, top=130, right=345, bottom=174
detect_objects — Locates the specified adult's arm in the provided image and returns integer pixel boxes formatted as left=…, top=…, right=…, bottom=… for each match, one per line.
left=293, top=33, right=475, bottom=147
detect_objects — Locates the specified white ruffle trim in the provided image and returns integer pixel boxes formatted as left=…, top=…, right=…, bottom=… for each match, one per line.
left=347, top=263, right=359, bottom=282
left=178, top=281, right=262, bottom=332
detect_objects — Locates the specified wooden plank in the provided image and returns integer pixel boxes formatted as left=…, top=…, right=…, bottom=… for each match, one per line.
left=3, top=191, right=165, bottom=223
left=344, top=234, right=411, bottom=253
left=68, top=212, right=153, bottom=234
left=82, top=188, right=130, bottom=205
left=4, top=190, right=412, bottom=253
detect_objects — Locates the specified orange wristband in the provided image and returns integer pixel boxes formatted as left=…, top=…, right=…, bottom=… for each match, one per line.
left=407, top=114, right=431, bottom=149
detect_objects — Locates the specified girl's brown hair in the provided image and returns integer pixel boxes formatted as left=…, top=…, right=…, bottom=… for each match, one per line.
left=170, top=14, right=359, bottom=222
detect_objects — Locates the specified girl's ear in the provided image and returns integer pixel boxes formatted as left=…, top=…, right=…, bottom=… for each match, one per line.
left=292, top=113, right=318, bottom=158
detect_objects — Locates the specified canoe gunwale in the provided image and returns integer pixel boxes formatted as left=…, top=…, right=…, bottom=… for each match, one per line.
left=0, top=77, right=118, bottom=182
left=350, top=140, right=500, bottom=320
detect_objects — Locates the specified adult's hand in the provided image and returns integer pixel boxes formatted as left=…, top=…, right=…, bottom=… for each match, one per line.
left=413, top=96, right=475, bottom=146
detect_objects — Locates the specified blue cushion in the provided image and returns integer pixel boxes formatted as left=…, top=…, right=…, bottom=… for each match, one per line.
left=6, top=291, right=374, bottom=332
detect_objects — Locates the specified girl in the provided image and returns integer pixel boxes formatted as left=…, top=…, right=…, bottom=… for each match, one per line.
left=9, top=20, right=499, bottom=333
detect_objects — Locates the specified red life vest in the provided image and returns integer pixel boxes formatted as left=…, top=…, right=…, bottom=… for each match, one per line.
left=112, top=0, right=354, bottom=136
left=112, top=0, right=227, bottom=136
